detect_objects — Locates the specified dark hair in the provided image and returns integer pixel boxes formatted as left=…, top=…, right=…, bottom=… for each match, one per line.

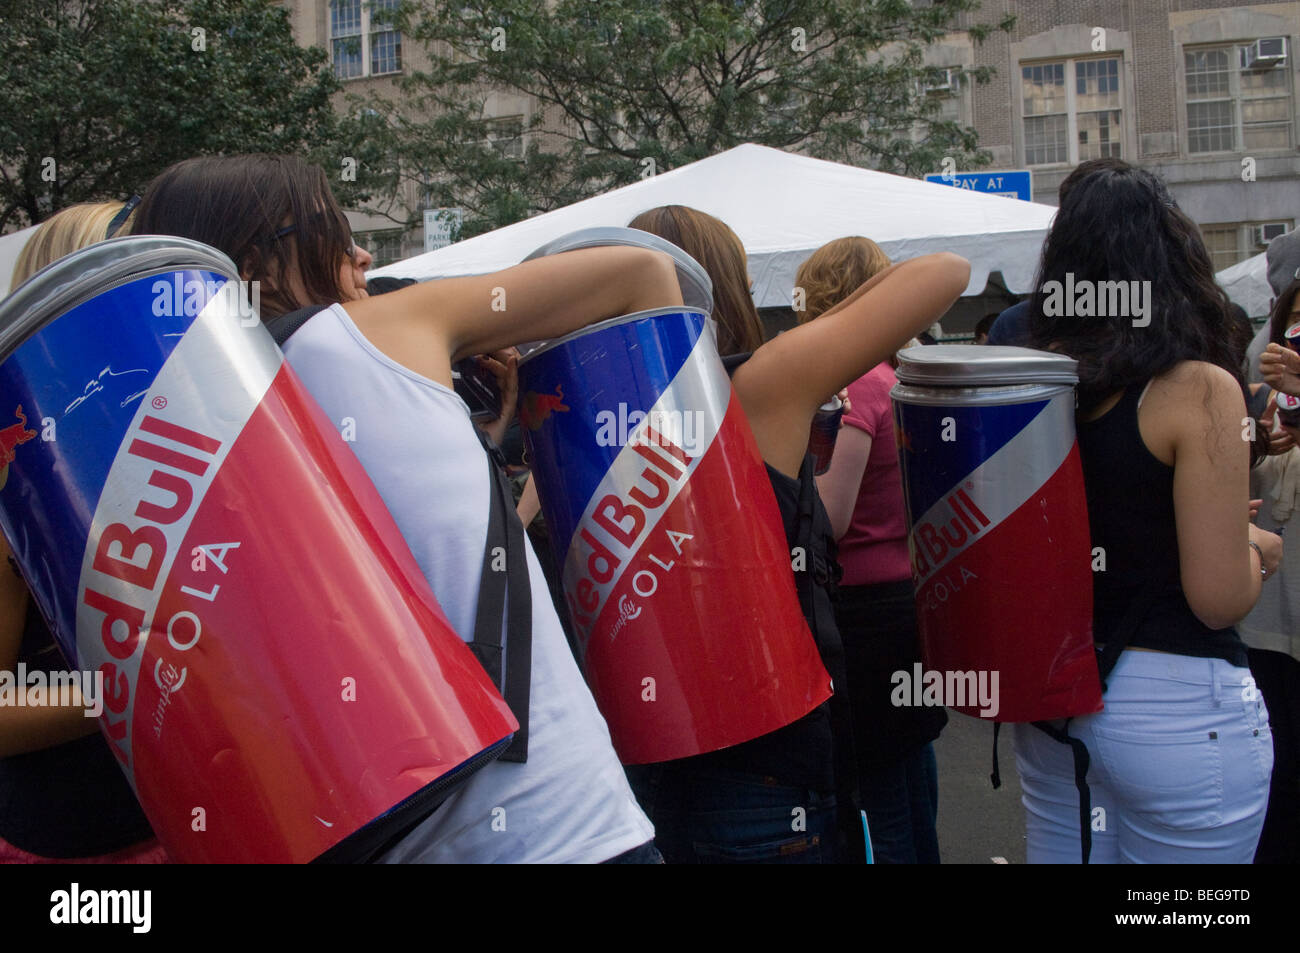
left=1057, top=157, right=1129, bottom=204
left=1226, top=304, right=1254, bottom=371
left=133, top=155, right=352, bottom=319
left=1269, top=278, right=1300, bottom=347
left=628, top=205, right=765, bottom=356
left=974, top=313, right=998, bottom=340
left=1027, top=161, right=1242, bottom=413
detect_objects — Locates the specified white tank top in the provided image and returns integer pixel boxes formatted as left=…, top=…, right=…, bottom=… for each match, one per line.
left=283, top=304, right=653, bottom=863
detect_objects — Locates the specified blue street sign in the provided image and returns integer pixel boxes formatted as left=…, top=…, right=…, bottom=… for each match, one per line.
left=925, top=169, right=1033, bottom=201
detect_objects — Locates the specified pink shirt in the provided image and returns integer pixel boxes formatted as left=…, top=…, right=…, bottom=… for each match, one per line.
left=838, top=364, right=912, bottom=586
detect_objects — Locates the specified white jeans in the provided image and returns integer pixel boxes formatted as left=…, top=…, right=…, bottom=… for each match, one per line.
left=1014, top=650, right=1273, bottom=863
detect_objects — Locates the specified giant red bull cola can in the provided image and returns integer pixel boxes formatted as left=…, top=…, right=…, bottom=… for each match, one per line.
left=891, top=345, right=1101, bottom=722
left=518, top=228, right=831, bottom=764
left=0, top=237, right=517, bottom=863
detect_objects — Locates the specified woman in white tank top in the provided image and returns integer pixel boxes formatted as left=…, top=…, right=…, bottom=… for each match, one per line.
left=133, top=155, right=682, bottom=863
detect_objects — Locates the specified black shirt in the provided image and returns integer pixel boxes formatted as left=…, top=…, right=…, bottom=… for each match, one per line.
left=0, top=603, right=156, bottom=857
left=1076, top=381, right=1248, bottom=667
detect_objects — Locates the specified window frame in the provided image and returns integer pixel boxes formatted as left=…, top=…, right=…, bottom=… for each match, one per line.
left=1201, top=219, right=1296, bottom=273
left=329, top=0, right=402, bottom=81
left=1184, top=40, right=1293, bottom=156
left=1019, top=54, right=1125, bottom=169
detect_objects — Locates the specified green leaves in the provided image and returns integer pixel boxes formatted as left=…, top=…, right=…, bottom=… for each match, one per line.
left=0, top=0, right=347, bottom=230
left=371, top=0, right=1008, bottom=236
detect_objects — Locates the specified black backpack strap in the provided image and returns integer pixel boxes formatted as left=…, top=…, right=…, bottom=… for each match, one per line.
left=792, top=453, right=863, bottom=862
left=468, top=427, right=533, bottom=762
left=1030, top=717, right=1093, bottom=863
left=265, top=304, right=329, bottom=346
left=991, top=722, right=1002, bottom=789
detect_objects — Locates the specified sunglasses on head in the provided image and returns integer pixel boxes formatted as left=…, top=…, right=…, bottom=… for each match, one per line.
left=269, top=212, right=356, bottom=260
left=105, top=196, right=140, bottom=239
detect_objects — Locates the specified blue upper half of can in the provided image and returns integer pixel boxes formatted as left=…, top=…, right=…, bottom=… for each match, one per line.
left=517, top=308, right=708, bottom=557
left=891, top=398, right=1049, bottom=519
left=0, top=271, right=220, bottom=660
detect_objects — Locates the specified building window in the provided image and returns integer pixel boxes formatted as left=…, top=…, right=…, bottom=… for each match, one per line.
left=330, top=0, right=402, bottom=80
left=1186, top=42, right=1292, bottom=154
left=1022, top=56, right=1122, bottom=166
left=482, top=116, right=524, bottom=159
left=1201, top=220, right=1295, bottom=272
left=360, top=229, right=404, bottom=267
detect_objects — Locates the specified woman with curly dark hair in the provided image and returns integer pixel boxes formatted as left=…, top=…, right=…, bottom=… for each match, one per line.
left=1015, top=160, right=1282, bottom=863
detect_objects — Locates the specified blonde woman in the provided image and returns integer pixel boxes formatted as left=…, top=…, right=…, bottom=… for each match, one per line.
left=799, top=236, right=948, bottom=864
left=2, top=200, right=166, bottom=863
left=10, top=201, right=134, bottom=290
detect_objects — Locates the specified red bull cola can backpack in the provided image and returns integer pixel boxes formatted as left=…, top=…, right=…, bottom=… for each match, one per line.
left=891, top=345, right=1135, bottom=863
left=0, top=241, right=525, bottom=863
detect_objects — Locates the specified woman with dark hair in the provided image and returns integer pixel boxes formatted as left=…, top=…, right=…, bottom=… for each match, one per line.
left=628, top=206, right=969, bottom=863
left=627, top=206, right=766, bottom=355
left=134, top=154, right=685, bottom=863
left=1015, top=160, right=1282, bottom=863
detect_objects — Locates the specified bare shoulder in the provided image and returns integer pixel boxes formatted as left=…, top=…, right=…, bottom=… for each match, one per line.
left=1146, top=360, right=1243, bottom=412
left=1141, top=361, right=1245, bottom=464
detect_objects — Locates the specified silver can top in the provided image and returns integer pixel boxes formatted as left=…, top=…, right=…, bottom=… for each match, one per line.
left=0, top=235, right=239, bottom=362
left=895, top=344, right=1079, bottom=387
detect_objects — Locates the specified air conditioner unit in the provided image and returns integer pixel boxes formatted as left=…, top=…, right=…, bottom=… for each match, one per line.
left=925, top=68, right=958, bottom=94
left=1254, top=222, right=1289, bottom=246
left=1245, top=37, right=1287, bottom=69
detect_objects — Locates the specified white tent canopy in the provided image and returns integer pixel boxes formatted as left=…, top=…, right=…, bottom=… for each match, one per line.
left=372, top=143, right=1059, bottom=308
left=0, top=226, right=39, bottom=299
left=1216, top=251, right=1272, bottom=318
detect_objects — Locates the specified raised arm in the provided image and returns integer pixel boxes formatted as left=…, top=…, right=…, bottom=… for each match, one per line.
left=815, top=427, right=872, bottom=541
left=342, top=247, right=683, bottom=388
left=735, top=252, right=970, bottom=476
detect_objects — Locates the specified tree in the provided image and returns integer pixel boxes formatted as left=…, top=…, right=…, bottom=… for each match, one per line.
left=371, top=0, right=1016, bottom=238
left=0, top=0, right=373, bottom=230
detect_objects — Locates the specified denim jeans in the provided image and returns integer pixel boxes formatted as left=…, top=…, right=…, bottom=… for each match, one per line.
left=626, top=764, right=838, bottom=864
left=860, top=743, right=941, bottom=864
left=1015, top=650, right=1273, bottom=863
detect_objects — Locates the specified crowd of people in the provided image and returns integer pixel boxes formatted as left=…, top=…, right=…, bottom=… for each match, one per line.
left=1, top=153, right=1297, bottom=864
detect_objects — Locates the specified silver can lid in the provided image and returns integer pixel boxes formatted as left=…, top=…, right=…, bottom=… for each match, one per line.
left=895, top=345, right=1079, bottom=386
left=0, top=235, right=239, bottom=362
left=522, top=226, right=714, bottom=316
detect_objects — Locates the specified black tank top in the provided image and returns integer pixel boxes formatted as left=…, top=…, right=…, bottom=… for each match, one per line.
left=670, top=457, right=837, bottom=790
left=0, top=603, right=156, bottom=857
left=1076, top=381, right=1248, bottom=666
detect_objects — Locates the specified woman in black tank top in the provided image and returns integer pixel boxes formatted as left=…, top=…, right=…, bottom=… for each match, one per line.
left=623, top=206, right=969, bottom=863
left=1012, top=159, right=1281, bottom=864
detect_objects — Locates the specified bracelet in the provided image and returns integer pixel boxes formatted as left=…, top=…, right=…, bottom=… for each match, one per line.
left=1248, top=540, right=1267, bottom=577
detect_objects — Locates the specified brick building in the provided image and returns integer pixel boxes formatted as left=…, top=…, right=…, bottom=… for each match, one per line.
left=283, top=1, right=1300, bottom=276
left=946, top=1, right=1300, bottom=272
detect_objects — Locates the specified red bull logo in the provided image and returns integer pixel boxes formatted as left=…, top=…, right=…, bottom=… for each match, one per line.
left=910, top=486, right=991, bottom=582
left=0, top=405, right=38, bottom=491
left=518, top=385, right=569, bottom=431
left=566, top=424, right=694, bottom=645
left=79, top=413, right=222, bottom=765
left=0, top=405, right=37, bottom=466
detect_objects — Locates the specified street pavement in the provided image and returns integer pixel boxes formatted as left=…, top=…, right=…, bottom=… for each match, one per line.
left=933, top=709, right=1027, bottom=864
